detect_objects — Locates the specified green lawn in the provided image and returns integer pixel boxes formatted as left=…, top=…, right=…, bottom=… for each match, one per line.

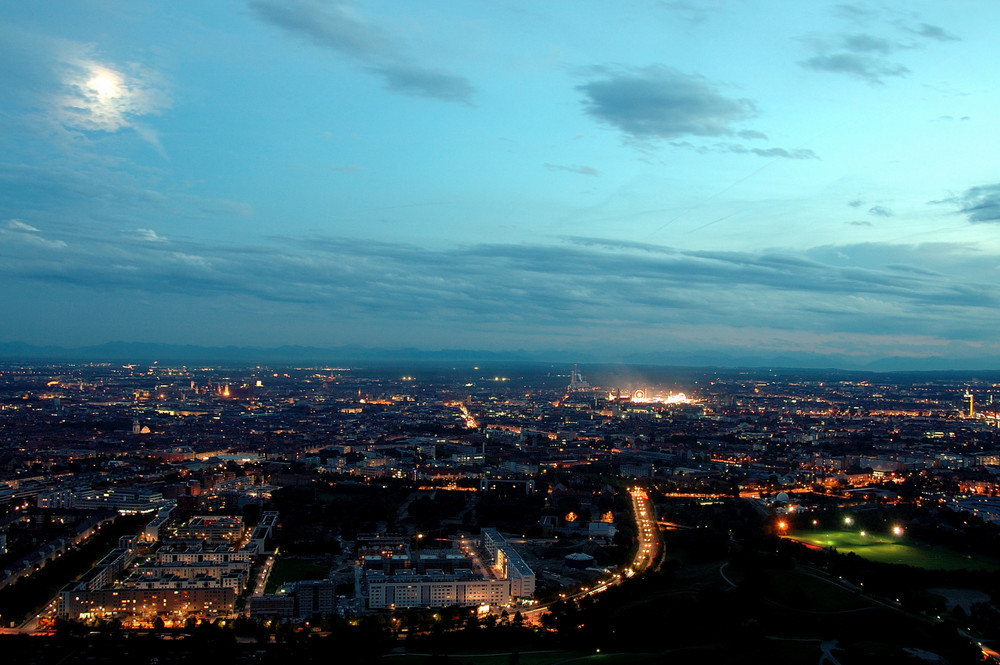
left=384, top=650, right=731, bottom=665
left=265, top=556, right=330, bottom=593
left=383, top=651, right=588, bottom=665
left=787, top=530, right=1000, bottom=571
left=765, top=569, right=875, bottom=612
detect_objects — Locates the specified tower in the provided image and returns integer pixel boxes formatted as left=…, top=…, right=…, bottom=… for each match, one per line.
left=965, top=391, right=974, bottom=418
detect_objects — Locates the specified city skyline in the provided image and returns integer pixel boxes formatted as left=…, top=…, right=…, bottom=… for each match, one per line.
left=2, top=2, right=999, bottom=369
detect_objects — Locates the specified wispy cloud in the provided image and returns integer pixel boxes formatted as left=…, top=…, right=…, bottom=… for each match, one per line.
left=720, top=144, right=818, bottom=160
left=544, top=163, right=599, bottom=176
left=1, top=219, right=66, bottom=249
left=7, top=219, right=40, bottom=233
left=249, top=0, right=475, bottom=104
left=948, top=183, right=1000, bottom=224
left=906, top=23, right=959, bottom=42
left=0, top=27, right=170, bottom=153
left=0, top=161, right=253, bottom=231
left=55, top=52, right=170, bottom=135
left=130, top=228, right=167, bottom=243
left=800, top=11, right=959, bottom=84
left=375, top=64, right=474, bottom=104
left=2, top=226, right=997, bottom=350
left=801, top=52, right=908, bottom=84
left=658, top=1, right=719, bottom=26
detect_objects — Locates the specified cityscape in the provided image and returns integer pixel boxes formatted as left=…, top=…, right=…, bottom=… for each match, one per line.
left=1, top=361, right=1000, bottom=662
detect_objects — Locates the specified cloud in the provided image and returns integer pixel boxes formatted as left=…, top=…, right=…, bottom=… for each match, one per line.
left=0, top=219, right=66, bottom=249
left=577, top=65, right=755, bottom=140
left=374, top=64, right=475, bottom=104
left=848, top=199, right=863, bottom=208
left=544, top=163, right=599, bottom=176
left=131, top=228, right=167, bottom=243
left=55, top=54, right=170, bottom=134
left=7, top=219, right=40, bottom=232
left=842, top=33, right=893, bottom=54
left=686, top=143, right=817, bottom=160
left=659, top=1, right=720, bottom=26
left=907, top=23, right=959, bottom=42
left=849, top=221, right=873, bottom=227
left=950, top=183, right=1000, bottom=223
left=748, top=147, right=817, bottom=160
left=833, top=4, right=877, bottom=22
left=248, top=0, right=394, bottom=59
left=0, top=27, right=170, bottom=153
left=801, top=53, right=908, bottom=83
left=576, top=65, right=815, bottom=159
left=868, top=205, right=893, bottom=217
left=800, top=12, right=959, bottom=84
left=3, top=228, right=999, bottom=357
left=249, top=0, right=474, bottom=104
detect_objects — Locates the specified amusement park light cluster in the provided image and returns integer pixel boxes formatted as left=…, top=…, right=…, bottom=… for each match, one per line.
left=608, top=389, right=692, bottom=405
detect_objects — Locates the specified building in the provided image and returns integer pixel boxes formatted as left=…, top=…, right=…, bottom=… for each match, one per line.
left=367, top=570, right=509, bottom=609
left=480, top=528, right=535, bottom=600
left=73, top=488, right=164, bottom=513
left=60, top=587, right=236, bottom=621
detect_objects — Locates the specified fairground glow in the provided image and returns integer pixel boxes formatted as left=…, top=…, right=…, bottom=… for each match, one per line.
left=609, top=391, right=692, bottom=405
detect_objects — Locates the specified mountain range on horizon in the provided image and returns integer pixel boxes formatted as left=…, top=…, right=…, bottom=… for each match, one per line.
left=0, top=341, right=998, bottom=374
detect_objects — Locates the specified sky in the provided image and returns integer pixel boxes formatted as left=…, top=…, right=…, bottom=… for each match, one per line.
left=1, top=1, right=999, bottom=368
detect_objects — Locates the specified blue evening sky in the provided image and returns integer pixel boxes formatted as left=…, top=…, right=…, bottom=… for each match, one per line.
left=1, top=1, right=998, bottom=366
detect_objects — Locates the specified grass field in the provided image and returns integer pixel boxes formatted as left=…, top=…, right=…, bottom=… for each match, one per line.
left=765, top=569, right=875, bottom=612
left=382, top=649, right=737, bottom=665
left=265, top=556, right=331, bottom=593
left=383, top=651, right=586, bottom=665
left=382, top=643, right=820, bottom=665
left=787, top=530, right=1000, bottom=571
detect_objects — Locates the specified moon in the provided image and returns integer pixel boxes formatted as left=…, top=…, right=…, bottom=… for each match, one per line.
left=88, top=73, right=118, bottom=100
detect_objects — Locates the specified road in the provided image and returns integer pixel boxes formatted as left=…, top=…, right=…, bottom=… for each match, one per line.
left=628, top=487, right=659, bottom=575
left=518, top=485, right=660, bottom=624
left=251, top=551, right=277, bottom=600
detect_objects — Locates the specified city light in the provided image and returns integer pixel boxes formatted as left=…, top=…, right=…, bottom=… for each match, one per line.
left=5, top=360, right=998, bottom=656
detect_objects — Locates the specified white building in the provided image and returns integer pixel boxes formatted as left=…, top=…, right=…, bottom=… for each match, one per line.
left=480, top=528, right=535, bottom=600
left=367, top=570, right=510, bottom=609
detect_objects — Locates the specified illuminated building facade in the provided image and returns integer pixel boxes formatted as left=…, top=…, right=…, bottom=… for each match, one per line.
left=59, top=587, right=236, bottom=621
left=480, top=528, right=536, bottom=599
left=366, top=570, right=509, bottom=609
